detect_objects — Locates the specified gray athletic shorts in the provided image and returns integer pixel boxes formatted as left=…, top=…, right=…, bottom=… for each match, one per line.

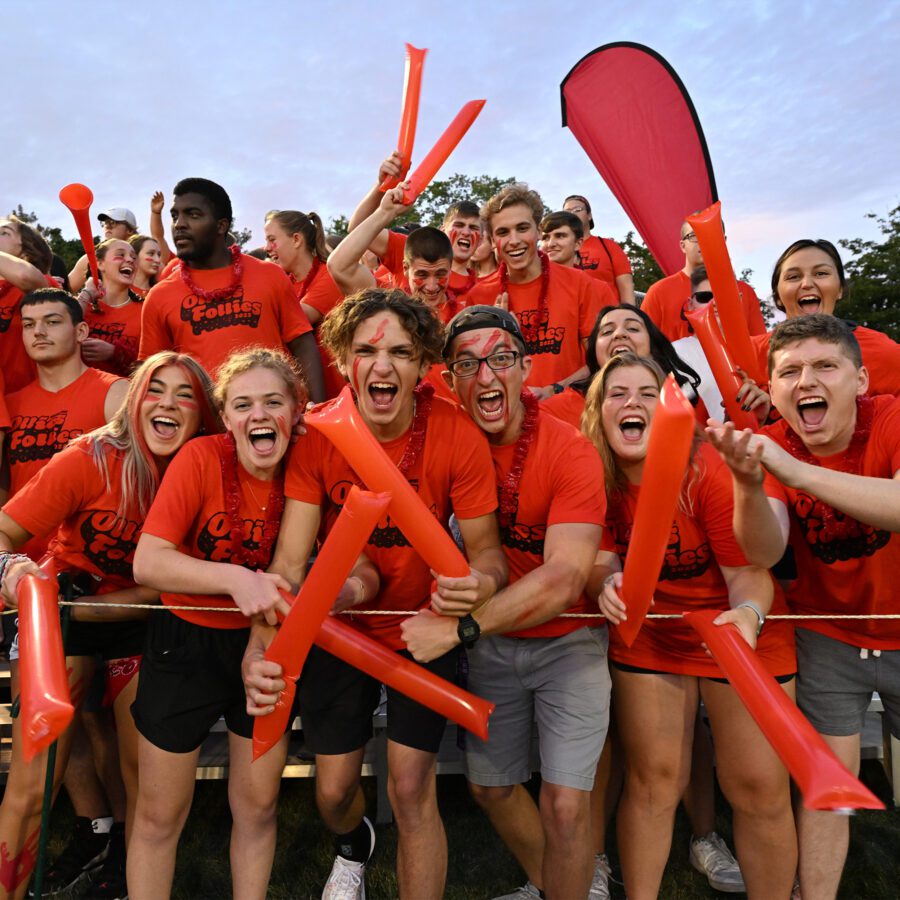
left=796, top=628, right=900, bottom=738
left=465, top=627, right=610, bottom=791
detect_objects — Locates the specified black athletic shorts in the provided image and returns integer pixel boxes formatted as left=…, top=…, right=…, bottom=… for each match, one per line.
left=132, top=611, right=286, bottom=753
left=65, top=619, right=146, bottom=661
left=298, top=643, right=460, bottom=755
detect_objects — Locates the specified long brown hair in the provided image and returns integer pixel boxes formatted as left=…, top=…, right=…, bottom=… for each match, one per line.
left=265, top=210, right=329, bottom=263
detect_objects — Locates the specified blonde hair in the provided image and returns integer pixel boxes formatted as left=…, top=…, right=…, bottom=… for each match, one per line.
left=83, top=353, right=219, bottom=517
left=480, top=183, right=545, bottom=233
left=214, top=347, right=306, bottom=410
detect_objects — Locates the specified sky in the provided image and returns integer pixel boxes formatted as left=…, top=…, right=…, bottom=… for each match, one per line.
left=4, top=0, right=899, bottom=297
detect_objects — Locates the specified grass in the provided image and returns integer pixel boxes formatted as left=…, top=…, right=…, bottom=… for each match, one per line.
left=35, top=762, right=899, bottom=899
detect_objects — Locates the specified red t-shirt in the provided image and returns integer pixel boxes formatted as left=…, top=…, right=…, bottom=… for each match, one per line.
left=3, top=441, right=142, bottom=592
left=578, top=236, right=631, bottom=289
left=84, top=299, right=143, bottom=376
left=642, top=271, right=766, bottom=343
left=494, top=410, right=606, bottom=638
left=753, top=324, right=900, bottom=398
left=142, top=434, right=282, bottom=630
left=286, top=396, right=497, bottom=649
left=763, top=395, right=900, bottom=649
left=290, top=260, right=345, bottom=399
left=541, top=387, right=585, bottom=430
left=6, top=367, right=122, bottom=497
left=602, top=444, right=795, bottom=677
left=0, top=369, right=10, bottom=430
left=466, top=262, right=614, bottom=387
left=0, top=275, right=57, bottom=393
left=139, top=254, right=312, bottom=376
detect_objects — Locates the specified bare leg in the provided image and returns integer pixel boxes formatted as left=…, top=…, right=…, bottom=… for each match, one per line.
left=469, top=783, right=545, bottom=887
left=612, top=669, right=696, bottom=900
left=227, top=730, right=289, bottom=900
left=797, top=733, right=859, bottom=900
left=62, top=722, right=111, bottom=820
left=313, top=749, right=367, bottom=833
left=126, top=735, right=199, bottom=900
left=111, top=675, right=141, bottom=843
left=682, top=712, right=717, bottom=836
left=540, top=782, right=592, bottom=899
left=701, top=678, right=796, bottom=900
left=387, top=741, right=444, bottom=900
left=82, top=708, right=126, bottom=822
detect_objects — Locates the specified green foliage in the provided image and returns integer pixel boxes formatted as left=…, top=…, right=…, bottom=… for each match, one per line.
left=838, top=206, right=900, bottom=340
left=620, top=230, right=664, bottom=293
left=231, top=224, right=253, bottom=249
left=327, top=214, right=349, bottom=239
left=391, top=173, right=517, bottom=229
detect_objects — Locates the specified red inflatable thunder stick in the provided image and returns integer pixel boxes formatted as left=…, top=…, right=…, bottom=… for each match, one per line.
left=380, top=43, right=428, bottom=191
left=316, top=616, right=494, bottom=741
left=252, top=486, right=391, bottom=759
left=17, top=568, right=74, bottom=761
left=686, top=305, right=757, bottom=432
left=305, top=386, right=469, bottom=578
left=686, top=202, right=763, bottom=383
left=685, top=610, right=883, bottom=812
left=401, top=100, right=487, bottom=205
left=616, top=376, right=695, bottom=648
left=58, top=183, right=101, bottom=289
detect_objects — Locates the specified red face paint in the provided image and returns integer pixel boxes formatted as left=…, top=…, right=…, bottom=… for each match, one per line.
left=0, top=828, right=40, bottom=891
left=411, top=277, right=426, bottom=288
left=351, top=357, right=362, bottom=393
left=455, top=335, right=481, bottom=351
left=368, top=317, right=389, bottom=344
left=276, top=414, right=291, bottom=439
left=482, top=329, right=503, bottom=355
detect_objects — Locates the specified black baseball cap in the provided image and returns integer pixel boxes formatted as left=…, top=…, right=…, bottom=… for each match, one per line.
left=442, top=305, right=525, bottom=358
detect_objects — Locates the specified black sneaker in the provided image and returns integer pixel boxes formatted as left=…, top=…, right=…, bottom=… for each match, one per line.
left=85, top=822, right=127, bottom=900
left=30, top=816, right=109, bottom=896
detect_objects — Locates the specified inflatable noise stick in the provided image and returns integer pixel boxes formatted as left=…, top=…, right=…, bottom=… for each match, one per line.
left=686, top=202, right=762, bottom=383
left=401, top=100, right=487, bottom=205
left=380, top=43, right=428, bottom=191
left=305, top=387, right=469, bottom=579
left=615, top=375, right=695, bottom=647
left=17, top=564, right=74, bottom=761
left=686, top=305, right=758, bottom=432
left=685, top=610, right=884, bottom=811
left=58, top=184, right=101, bottom=289
left=252, top=486, right=391, bottom=759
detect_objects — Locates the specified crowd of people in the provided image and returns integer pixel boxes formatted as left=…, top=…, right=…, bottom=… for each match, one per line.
left=0, top=156, right=897, bottom=900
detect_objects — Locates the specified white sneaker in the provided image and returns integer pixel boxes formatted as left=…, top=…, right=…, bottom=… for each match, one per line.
left=689, top=832, right=746, bottom=893
left=322, top=817, right=375, bottom=900
left=492, top=883, right=542, bottom=899
left=322, top=856, right=366, bottom=900
left=589, top=853, right=612, bottom=900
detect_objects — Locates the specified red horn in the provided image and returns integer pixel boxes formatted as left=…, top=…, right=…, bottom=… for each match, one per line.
left=17, top=567, right=74, bottom=761
left=59, top=183, right=101, bottom=287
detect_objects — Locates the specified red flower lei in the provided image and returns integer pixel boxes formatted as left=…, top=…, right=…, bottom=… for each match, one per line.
left=397, top=381, right=435, bottom=476
left=498, top=251, right=551, bottom=344
left=498, top=390, right=540, bottom=527
left=218, top=433, right=285, bottom=568
left=782, top=395, right=874, bottom=541
left=293, top=258, right=321, bottom=300
left=180, top=245, right=243, bottom=302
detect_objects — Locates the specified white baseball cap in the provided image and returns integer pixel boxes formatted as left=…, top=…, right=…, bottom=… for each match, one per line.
left=97, top=208, right=138, bottom=229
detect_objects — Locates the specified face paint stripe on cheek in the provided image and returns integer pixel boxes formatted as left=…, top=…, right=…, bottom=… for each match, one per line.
left=177, top=399, right=198, bottom=410
left=351, top=357, right=362, bottom=392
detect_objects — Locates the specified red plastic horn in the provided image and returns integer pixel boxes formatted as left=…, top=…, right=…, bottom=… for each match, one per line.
left=616, top=375, right=695, bottom=647
left=686, top=305, right=757, bottom=432
left=58, top=183, right=101, bottom=288
left=316, top=615, right=494, bottom=740
left=380, top=44, right=428, bottom=191
left=401, top=100, right=487, bottom=205
left=253, top=486, right=392, bottom=759
left=305, top=387, right=469, bottom=578
left=17, top=569, right=74, bottom=761
left=686, top=202, right=762, bottom=382
left=685, top=610, right=883, bottom=811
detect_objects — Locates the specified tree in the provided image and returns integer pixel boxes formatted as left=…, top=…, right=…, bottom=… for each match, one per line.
left=839, top=207, right=900, bottom=340
left=327, top=214, right=349, bottom=239
left=619, top=231, right=663, bottom=294
left=231, top=223, right=253, bottom=249
left=391, top=173, right=517, bottom=229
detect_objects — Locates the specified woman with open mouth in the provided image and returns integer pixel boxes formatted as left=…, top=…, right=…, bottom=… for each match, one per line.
left=753, top=239, right=900, bottom=396
left=127, top=348, right=303, bottom=900
left=128, top=235, right=163, bottom=298
left=78, top=238, right=145, bottom=376
left=581, top=352, right=797, bottom=900
left=0, top=351, right=216, bottom=900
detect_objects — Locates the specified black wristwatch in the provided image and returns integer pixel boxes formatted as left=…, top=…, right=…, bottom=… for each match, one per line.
left=552, top=382, right=565, bottom=394
left=457, top=614, right=481, bottom=649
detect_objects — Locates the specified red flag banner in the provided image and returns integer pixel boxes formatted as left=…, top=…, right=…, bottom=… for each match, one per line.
left=561, top=42, right=717, bottom=276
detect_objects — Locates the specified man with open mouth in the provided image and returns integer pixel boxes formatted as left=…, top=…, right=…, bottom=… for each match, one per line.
left=402, top=305, right=609, bottom=899
left=244, top=289, right=506, bottom=900
left=707, top=313, right=900, bottom=900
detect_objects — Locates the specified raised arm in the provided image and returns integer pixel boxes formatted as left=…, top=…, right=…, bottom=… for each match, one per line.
left=346, top=152, right=404, bottom=258
left=0, top=250, right=46, bottom=293
left=149, top=191, right=174, bottom=264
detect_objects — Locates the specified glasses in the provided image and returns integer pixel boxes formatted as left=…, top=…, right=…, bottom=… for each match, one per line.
left=447, top=350, right=520, bottom=378
left=691, top=291, right=714, bottom=304
left=566, top=205, right=586, bottom=215
left=681, top=232, right=698, bottom=243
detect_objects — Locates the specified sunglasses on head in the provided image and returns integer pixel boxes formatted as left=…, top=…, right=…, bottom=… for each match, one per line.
left=691, top=291, right=714, bottom=304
